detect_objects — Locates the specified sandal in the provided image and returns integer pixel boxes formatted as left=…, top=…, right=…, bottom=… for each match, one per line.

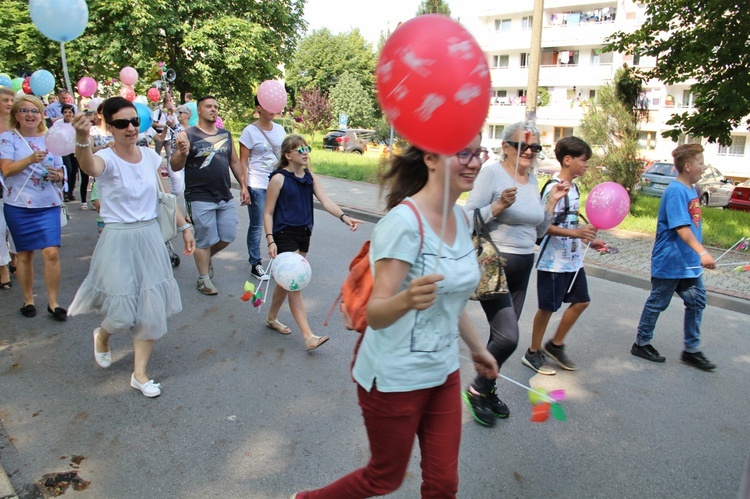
left=305, top=334, right=329, bottom=351
left=0, top=281, right=10, bottom=290
left=8, top=264, right=16, bottom=275
left=265, top=318, right=291, bottom=335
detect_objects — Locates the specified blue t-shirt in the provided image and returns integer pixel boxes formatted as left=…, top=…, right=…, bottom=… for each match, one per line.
left=270, top=168, right=314, bottom=233
left=651, top=181, right=702, bottom=278
left=186, top=102, right=198, bottom=127
left=352, top=201, right=480, bottom=393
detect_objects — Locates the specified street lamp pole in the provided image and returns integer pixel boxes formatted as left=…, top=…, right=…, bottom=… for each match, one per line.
left=525, top=0, right=545, bottom=123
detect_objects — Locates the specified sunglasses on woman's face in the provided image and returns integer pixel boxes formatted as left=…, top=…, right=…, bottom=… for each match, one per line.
left=455, top=148, right=489, bottom=165
left=109, top=117, right=141, bottom=129
left=505, top=141, right=542, bottom=153
left=295, top=146, right=311, bottom=154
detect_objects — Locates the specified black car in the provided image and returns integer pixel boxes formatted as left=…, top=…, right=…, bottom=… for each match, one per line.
left=323, top=129, right=375, bottom=154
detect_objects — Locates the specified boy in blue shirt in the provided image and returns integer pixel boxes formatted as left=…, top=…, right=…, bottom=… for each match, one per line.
left=523, top=136, right=602, bottom=374
left=631, top=144, right=716, bottom=370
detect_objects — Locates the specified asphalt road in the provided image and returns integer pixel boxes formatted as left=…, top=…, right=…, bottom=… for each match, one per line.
left=1, top=198, right=749, bottom=498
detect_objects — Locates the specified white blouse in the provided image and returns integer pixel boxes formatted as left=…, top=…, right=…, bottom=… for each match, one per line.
left=95, top=147, right=161, bottom=224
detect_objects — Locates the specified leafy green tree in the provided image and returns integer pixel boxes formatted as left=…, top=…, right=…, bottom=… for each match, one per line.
left=0, top=0, right=305, bottom=118
left=579, top=68, right=642, bottom=202
left=417, top=0, right=451, bottom=16
left=329, top=71, right=376, bottom=129
left=296, top=88, right=334, bottom=144
left=286, top=29, right=377, bottom=100
left=605, top=0, right=750, bottom=145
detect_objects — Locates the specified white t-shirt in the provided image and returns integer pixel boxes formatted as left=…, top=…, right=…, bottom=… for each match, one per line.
left=352, top=201, right=480, bottom=393
left=151, top=108, right=172, bottom=141
left=239, top=122, right=285, bottom=190
left=94, top=147, right=161, bottom=224
left=537, top=179, right=583, bottom=272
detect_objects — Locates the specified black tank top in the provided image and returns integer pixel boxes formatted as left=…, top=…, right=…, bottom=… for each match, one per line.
left=183, top=126, right=233, bottom=203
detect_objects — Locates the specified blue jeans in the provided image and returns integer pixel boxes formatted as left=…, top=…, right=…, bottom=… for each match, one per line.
left=246, top=188, right=267, bottom=266
left=636, top=276, right=707, bottom=352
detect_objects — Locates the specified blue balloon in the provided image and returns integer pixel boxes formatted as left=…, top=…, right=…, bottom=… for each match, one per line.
left=30, top=70, right=56, bottom=96
left=134, top=103, right=153, bottom=133
left=0, top=75, right=11, bottom=89
left=29, top=0, right=89, bottom=43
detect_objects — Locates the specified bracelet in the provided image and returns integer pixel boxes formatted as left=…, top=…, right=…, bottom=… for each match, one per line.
left=266, top=233, right=274, bottom=239
left=268, top=241, right=276, bottom=247
left=698, top=250, right=708, bottom=257
left=178, top=223, right=192, bottom=232
left=339, top=213, right=348, bottom=222
left=75, top=140, right=92, bottom=148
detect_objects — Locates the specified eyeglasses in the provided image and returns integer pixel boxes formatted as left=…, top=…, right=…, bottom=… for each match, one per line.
left=505, top=141, right=543, bottom=153
left=108, top=117, right=141, bottom=129
left=295, top=146, right=311, bottom=154
left=455, top=148, right=489, bottom=165
left=17, top=108, right=41, bottom=115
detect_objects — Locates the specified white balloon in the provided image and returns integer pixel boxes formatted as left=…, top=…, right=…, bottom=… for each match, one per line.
left=134, top=95, right=149, bottom=105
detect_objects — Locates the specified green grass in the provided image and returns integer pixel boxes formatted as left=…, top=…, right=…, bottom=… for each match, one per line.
left=310, top=149, right=383, bottom=183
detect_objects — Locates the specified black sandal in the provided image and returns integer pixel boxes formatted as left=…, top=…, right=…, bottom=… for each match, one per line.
left=8, top=264, right=16, bottom=275
left=0, top=281, right=10, bottom=290
left=47, top=306, right=68, bottom=322
left=20, top=304, right=36, bottom=318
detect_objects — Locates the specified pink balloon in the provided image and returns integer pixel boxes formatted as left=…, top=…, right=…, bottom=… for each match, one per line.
left=585, top=182, right=630, bottom=230
left=45, top=123, right=76, bottom=156
left=119, top=66, right=139, bottom=86
left=119, top=85, right=136, bottom=102
left=147, top=87, right=161, bottom=102
left=77, top=76, right=98, bottom=97
left=257, top=80, right=287, bottom=114
left=376, top=15, right=491, bottom=155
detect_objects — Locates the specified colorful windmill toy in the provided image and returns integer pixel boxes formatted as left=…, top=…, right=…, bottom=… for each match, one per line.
left=240, top=281, right=264, bottom=307
left=528, top=387, right=567, bottom=423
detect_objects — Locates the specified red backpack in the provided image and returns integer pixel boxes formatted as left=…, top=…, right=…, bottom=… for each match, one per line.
left=324, top=200, right=424, bottom=333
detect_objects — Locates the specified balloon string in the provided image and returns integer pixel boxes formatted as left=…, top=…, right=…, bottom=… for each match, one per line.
left=567, top=242, right=590, bottom=294
left=431, top=156, right=451, bottom=275
left=60, top=42, right=73, bottom=95
left=458, top=354, right=556, bottom=404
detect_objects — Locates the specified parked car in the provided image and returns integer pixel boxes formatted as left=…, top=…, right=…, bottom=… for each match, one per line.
left=322, top=129, right=376, bottom=154
left=636, top=162, right=734, bottom=207
left=728, top=179, right=750, bottom=212
left=534, top=151, right=561, bottom=176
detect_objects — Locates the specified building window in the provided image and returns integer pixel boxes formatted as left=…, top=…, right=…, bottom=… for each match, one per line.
left=677, top=134, right=702, bottom=146
left=493, top=90, right=507, bottom=98
left=492, top=55, right=509, bottom=69
left=554, top=127, right=574, bottom=142
left=520, top=53, right=531, bottom=68
left=589, top=89, right=597, bottom=100
left=718, top=136, right=746, bottom=157
left=522, top=16, right=533, bottom=29
left=681, top=89, right=692, bottom=107
left=488, top=125, right=505, bottom=140
left=495, top=19, right=511, bottom=32
left=638, top=131, right=657, bottom=150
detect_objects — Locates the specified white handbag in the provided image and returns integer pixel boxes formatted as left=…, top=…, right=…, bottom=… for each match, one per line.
left=154, top=161, right=177, bottom=242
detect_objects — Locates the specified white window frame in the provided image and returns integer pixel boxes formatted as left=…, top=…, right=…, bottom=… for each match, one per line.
left=718, top=136, right=746, bottom=157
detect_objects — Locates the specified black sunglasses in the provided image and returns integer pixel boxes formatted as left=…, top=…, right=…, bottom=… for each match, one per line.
left=505, top=141, right=542, bottom=153
left=455, top=148, right=489, bottom=165
left=109, top=117, right=141, bottom=129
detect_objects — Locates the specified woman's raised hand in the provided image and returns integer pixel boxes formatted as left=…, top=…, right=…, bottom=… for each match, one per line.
left=72, top=113, right=93, bottom=139
left=405, top=273, right=443, bottom=311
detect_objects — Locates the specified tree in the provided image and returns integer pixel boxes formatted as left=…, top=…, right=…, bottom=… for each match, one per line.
left=579, top=68, right=642, bottom=202
left=329, top=72, right=376, bottom=129
left=296, top=88, right=334, bottom=143
left=0, top=0, right=306, bottom=120
left=605, top=0, right=750, bottom=145
left=286, top=29, right=377, bottom=100
left=417, top=0, right=451, bottom=16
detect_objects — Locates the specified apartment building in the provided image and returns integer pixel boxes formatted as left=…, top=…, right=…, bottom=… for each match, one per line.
left=473, top=0, right=749, bottom=181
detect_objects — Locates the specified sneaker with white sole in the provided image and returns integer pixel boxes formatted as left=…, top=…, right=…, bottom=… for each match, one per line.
left=251, top=263, right=270, bottom=281
left=522, top=349, right=556, bottom=375
left=542, top=341, right=577, bottom=371
left=197, top=276, right=218, bottom=295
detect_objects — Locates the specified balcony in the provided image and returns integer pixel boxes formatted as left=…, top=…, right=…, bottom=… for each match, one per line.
left=542, top=21, right=618, bottom=46
left=487, top=102, right=587, bottom=126
left=480, top=30, right=533, bottom=52
left=539, top=63, right=614, bottom=86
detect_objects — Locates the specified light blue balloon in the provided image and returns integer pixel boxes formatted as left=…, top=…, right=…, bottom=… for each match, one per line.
left=29, top=0, right=89, bottom=43
left=0, top=75, right=11, bottom=89
left=134, top=103, right=153, bottom=133
left=30, top=70, right=56, bottom=96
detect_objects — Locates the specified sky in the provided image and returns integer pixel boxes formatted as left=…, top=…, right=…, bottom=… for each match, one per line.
left=302, top=0, right=478, bottom=46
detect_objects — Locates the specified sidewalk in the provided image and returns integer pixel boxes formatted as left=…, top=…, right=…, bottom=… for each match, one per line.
left=312, top=175, right=750, bottom=313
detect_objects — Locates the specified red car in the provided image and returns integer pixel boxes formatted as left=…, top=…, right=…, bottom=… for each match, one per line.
left=728, top=179, right=750, bottom=212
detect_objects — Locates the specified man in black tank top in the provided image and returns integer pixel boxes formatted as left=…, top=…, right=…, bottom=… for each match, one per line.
left=171, top=95, right=249, bottom=295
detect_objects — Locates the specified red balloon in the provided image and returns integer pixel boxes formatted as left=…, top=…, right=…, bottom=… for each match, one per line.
left=22, top=77, right=32, bottom=94
left=147, top=87, right=161, bottom=102
left=376, top=15, right=490, bottom=155
left=119, top=85, right=136, bottom=102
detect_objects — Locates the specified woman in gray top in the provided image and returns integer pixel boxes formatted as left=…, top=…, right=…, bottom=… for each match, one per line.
left=462, top=121, right=568, bottom=427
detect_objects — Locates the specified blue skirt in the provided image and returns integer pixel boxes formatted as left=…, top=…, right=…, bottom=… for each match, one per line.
left=4, top=204, right=61, bottom=251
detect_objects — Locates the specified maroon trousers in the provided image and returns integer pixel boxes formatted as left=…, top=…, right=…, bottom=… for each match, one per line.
left=301, top=370, right=462, bottom=499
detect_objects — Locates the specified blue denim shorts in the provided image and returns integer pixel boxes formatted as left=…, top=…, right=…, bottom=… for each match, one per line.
left=537, top=269, right=590, bottom=312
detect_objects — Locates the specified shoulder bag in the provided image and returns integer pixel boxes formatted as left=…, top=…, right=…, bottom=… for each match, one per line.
left=470, top=209, right=508, bottom=301
left=153, top=155, right=178, bottom=242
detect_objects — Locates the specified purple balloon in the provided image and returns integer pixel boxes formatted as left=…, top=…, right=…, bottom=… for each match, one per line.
left=585, top=181, right=630, bottom=230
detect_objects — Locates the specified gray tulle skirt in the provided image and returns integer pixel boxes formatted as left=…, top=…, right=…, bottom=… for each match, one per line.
left=68, top=219, right=182, bottom=340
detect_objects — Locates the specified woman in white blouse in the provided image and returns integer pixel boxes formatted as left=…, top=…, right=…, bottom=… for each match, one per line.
left=69, top=97, right=195, bottom=398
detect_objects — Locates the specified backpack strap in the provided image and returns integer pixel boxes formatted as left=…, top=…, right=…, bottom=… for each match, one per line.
left=537, top=178, right=572, bottom=267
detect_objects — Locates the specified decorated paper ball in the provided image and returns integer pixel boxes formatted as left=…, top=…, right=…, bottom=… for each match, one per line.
left=271, top=252, right=312, bottom=291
